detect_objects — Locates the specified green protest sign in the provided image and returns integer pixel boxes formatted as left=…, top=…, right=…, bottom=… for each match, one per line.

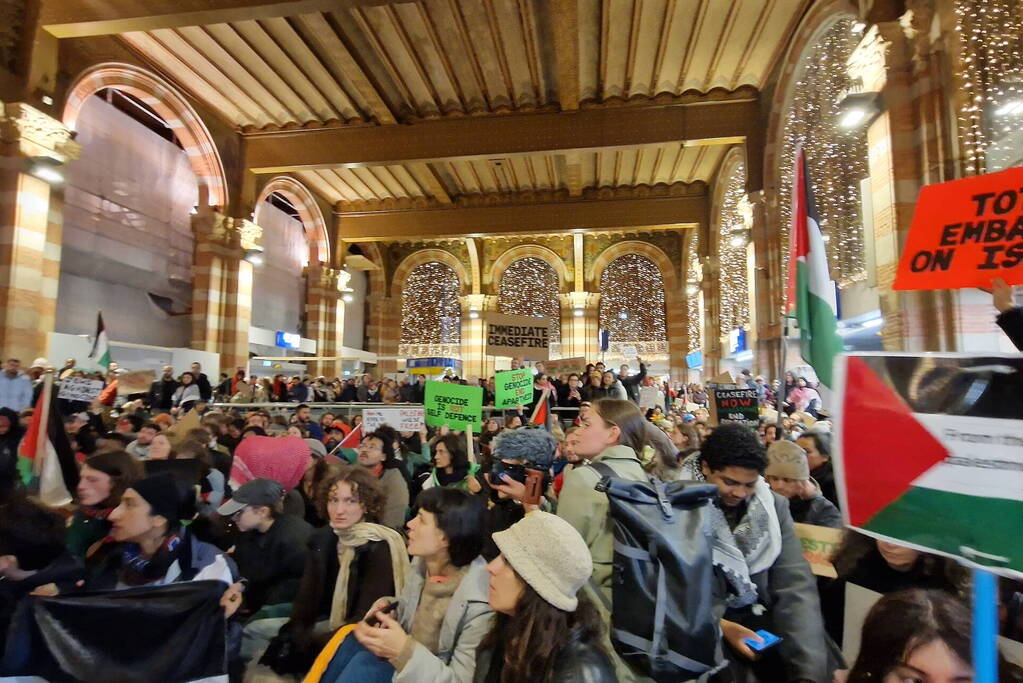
left=424, top=381, right=483, bottom=433
left=494, top=369, right=533, bottom=409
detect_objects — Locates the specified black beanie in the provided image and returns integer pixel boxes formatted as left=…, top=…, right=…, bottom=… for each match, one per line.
left=130, top=473, right=183, bottom=523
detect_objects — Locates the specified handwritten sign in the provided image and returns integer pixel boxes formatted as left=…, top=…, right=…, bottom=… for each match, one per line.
left=544, top=357, right=587, bottom=377
left=117, top=370, right=156, bottom=396
left=620, top=345, right=638, bottom=359
left=362, top=407, right=425, bottom=433
left=484, top=313, right=550, bottom=361
left=893, top=165, right=1023, bottom=290
left=57, top=377, right=104, bottom=403
left=424, top=381, right=483, bottom=433
left=494, top=369, right=533, bottom=409
left=794, top=523, right=843, bottom=578
left=639, top=386, right=660, bottom=409
left=709, top=388, right=759, bottom=427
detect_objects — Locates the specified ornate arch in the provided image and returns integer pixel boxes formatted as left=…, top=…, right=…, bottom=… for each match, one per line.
left=488, top=244, right=570, bottom=293
left=709, top=147, right=748, bottom=258
left=391, top=249, right=468, bottom=300
left=257, top=176, right=330, bottom=264
left=63, top=63, right=228, bottom=209
left=588, top=240, right=679, bottom=295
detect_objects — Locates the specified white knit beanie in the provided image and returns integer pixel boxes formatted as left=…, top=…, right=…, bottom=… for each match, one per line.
left=492, top=511, right=592, bottom=611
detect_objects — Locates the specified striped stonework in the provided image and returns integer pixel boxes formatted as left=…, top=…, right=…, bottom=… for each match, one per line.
left=259, top=176, right=330, bottom=264
left=459, top=294, right=496, bottom=380
left=305, top=264, right=342, bottom=376
left=366, top=293, right=399, bottom=374
left=63, top=63, right=227, bottom=209
left=0, top=103, right=79, bottom=361
left=559, top=291, right=601, bottom=363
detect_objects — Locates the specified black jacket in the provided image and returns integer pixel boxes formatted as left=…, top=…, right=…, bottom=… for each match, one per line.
left=618, top=363, right=647, bottom=403
left=810, top=461, right=839, bottom=510
left=194, top=373, right=212, bottom=402
left=232, top=514, right=313, bottom=615
left=473, top=626, right=616, bottom=683
left=147, top=377, right=179, bottom=411
left=997, top=307, right=1023, bottom=351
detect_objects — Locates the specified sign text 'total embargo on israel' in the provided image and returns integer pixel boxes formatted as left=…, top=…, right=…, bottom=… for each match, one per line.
left=484, top=313, right=550, bottom=361
left=836, top=352, right=1023, bottom=578
left=894, top=165, right=1023, bottom=290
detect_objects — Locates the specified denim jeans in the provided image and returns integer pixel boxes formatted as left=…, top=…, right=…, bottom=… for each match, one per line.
left=321, top=636, right=395, bottom=683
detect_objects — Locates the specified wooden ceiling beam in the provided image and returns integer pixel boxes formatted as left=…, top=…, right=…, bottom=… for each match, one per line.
left=246, top=97, right=758, bottom=172
left=41, top=0, right=404, bottom=38
left=549, top=0, right=580, bottom=111
left=336, top=193, right=706, bottom=241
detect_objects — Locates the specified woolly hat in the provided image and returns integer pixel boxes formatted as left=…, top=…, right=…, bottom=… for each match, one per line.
left=765, top=440, right=810, bottom=480
left=304, top=438, right=328, bottom=459
left=131, top=473, right=184, bottom=523
left=492, top=511, right=592, bottom=611
left=231, top=435, right=310, bottom=491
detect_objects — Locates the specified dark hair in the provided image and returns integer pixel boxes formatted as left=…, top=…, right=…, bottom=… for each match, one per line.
left=848, top=589, right=970, bottom=682
left=317, top=465, right=386, bottom=523
left=700, top=422, right=766, bottom=473
left=479, top=585, right=606, bottom=683
left=432, top=433, right=469, bottom=472
left=591, top=399, right=647, bottom=455
left=797, top=431, right=831, bottom=458
left=242, top=425, right=267, bottom=437
left=296, top=403, right=310, bottom=411
left=119, top=414, right=144, bottom=432
left=831, top=530, right=969, bottom=589
left=100, top=432, right=132, bottom=447
left=0, top=493, right=67, bottom=570
left=180, top=371, right=195, bottom=383
left=364, top=429, right=397, bottom=463
left=140, top=422, right=160, bottom=432
left=229, top=418, right=246, bottom=431
left=416, top=487, right=483, bottom=567
left=82, top=450, right=145, bottom=508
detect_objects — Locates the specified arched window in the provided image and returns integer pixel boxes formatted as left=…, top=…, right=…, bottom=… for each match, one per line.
left=779, top=17, right=868, bottom=290
left=498, top=257, right=561, bottom=350
left=718, top=162, right=750, bottom=336
left=598, top=254, right=667, bottom=356
left=686, top=232, right=701, bottom=354
left=400, top=262, right=461, bottom=357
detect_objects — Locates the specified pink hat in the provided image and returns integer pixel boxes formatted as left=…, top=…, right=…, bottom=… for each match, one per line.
left=231, top=435, right=310, bottom=491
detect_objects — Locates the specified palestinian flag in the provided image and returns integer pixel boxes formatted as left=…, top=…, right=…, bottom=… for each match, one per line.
left=333, top=423, right=362, bottom=464
left=87, top=312, right=111, bottom=371
left=837, top=354, right=1023, bottom=575
left=18, top=374, right=79, bottom=506
left=529, top=388, right=551, bottom=429
left=785, top=149, right=842, bottom=388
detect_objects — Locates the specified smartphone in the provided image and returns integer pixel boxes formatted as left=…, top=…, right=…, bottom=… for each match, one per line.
left=743, top=629, right=782, bottom=652
left=521, top=469, right=544, bottom=505
left=365, top=601, right=398, bottom=627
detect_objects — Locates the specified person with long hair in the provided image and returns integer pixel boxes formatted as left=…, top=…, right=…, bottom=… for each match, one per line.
left=846, top=589, right=973, bottom=683
left=67, top=451, right=144, bottom=559
left=171, top=371, right=201, bottom=414
left=475, top=511, right=615, bottom=682
left=422, top=433, right=481, bottom=493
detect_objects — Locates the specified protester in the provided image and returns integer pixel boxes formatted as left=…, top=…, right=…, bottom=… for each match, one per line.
left=355, top=430, right=410, bottom=531
left=475, top=511, right=615, bottom=682
left=125, top=422, right=159, bottom=459
left=796, top=431, right=839, bottom=508
left=679, top=422, right=832, bottom=682
left=0, top=359, right=32, bottom=412
left=617, top=359, right=647, bottom=404
left=422, top=433, right=481, bottom=493
left=190, top=362, right=213, bottom=402
left=764, top=440, right=842, bottom=528
left=172, top=372, right=201, bottom=414
left=147, top=365, right=178, bottom=412
left=0, top=407, right=24, bottom=494
left=312, top=487, right=490, bottom=683
left=67, top=451, right=145, bottom=559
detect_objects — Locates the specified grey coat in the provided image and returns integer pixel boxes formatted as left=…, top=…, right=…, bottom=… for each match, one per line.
left=393, top=556, right=495, bottom=683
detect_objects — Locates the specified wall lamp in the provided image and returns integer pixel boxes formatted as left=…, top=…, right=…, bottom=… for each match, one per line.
left=243, top=245, right=264, bottom=265
left=28, top=156, right=65, bottom=184
left=728, top=228, right=750, bottom=249
left=837, top=90, right=882, bottom=130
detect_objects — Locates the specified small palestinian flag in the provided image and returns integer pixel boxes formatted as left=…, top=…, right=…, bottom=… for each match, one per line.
left=88, top=312, right=111, bottom=371
left=18, top=374, right=79, bottom=506
left=333, top=423, right=362, bottom=464
left=529, top=388, right=551, bottom=429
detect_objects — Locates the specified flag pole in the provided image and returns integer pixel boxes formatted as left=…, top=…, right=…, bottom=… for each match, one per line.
left=33, top=370, right=54, bottom=478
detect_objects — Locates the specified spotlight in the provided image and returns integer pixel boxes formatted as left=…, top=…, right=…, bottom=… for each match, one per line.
left=851, top=21, right=866, bottom=34
left=573, top=308, right=584, bottom=318
left=837, top=90, right=881, bottom=130
left=342, top=293, right=354, bottom=303
left=727, top=227, right=749, bottom=248
left=686, top=283, right=699, bottom=296
left=469, top=311, right=479, bottom=320
left=28, top=156, right=64, bottom=184
left=243, top=247, right=263, bottom=265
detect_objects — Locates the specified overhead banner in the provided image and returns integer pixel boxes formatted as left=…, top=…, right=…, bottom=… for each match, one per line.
left=893, top=165, right=1023, bottom=290
left=363, top=407, right=425, bottom=433
left=494, top=369, right=533, bottom=409
left=544, top=357, right=587, bottom=377
left=708, top=388, right=759, bottom=427
left=484, top=313, right=551, bottom=361
left=57, top=377, right=104, bottom=403
left=836, top=352, right=1023, bottom=578
left=424, top=381, right=483, bottom=433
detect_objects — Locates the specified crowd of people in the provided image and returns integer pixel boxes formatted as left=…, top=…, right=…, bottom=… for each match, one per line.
left=0, top=342, right=1020, bottom=682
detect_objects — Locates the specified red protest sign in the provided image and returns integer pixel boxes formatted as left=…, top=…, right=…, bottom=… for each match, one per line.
left=893, top=165, right=1023, bottom=291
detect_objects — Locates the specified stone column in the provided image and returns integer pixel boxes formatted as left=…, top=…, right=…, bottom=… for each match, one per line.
left=700, top=255, right=722, bottom=377
left=366, top=293, right=399, bottom=374
left=748, top=191, right=782, bottom=378
left=0, top=103, right=79, bottom=361
left=559, top=291, right=600, bottom=362
left=460, top=294, right=497, bottom=380
left=305, top=263, right=343, bottom=377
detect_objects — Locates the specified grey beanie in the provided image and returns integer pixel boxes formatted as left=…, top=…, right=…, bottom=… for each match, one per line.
left=492, top=511, right=592, bottom=611
left=491, top=428, right=557, bottom=468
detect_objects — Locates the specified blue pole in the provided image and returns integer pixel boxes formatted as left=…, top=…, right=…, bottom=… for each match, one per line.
left=972, top=568, right=998, bottom=683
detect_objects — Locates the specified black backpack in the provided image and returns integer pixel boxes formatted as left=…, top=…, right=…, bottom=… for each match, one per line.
left=588, top=461, right=724, bottom=682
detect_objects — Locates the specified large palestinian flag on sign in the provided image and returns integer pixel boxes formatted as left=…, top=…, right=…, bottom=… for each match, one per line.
left=836, top=353, right=1023, bottom=577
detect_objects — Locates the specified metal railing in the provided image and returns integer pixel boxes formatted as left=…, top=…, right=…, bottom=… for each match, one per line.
left=210, top=402, right=579, bottom=418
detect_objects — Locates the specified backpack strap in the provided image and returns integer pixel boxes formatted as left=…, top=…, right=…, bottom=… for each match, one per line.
left=587, top=460, right=616, bottom=492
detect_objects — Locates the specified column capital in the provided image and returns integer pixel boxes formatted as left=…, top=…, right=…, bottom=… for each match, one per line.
left=0, top=102, right=80, bottom=160
left=305, top=263, right=346, bottom=292
left=559, top=291, right=600, bottom=311
left=459, top=293, right=497, bottom=313
left=192, top=212, right=262, bottom=255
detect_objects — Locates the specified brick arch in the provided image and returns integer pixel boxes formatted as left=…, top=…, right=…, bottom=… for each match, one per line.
left=355, top=242, right=387, bottom=297
left=709, top=146, right=747, bottom=259
left=64, top=63, right=228, bottom=209
left=488, top=244, right=570, bottom=294
left=588, top=241, right=679, bottom=295
left=257, top=176, right=330, bottom=264
left=391, top=249, right=468, bottom=300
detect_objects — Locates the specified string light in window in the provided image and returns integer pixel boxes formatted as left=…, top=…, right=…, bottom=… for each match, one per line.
left=498, top=257, right=561, bottom=344
left=400, top=262, right=461, bottom=355
left=599, top=254, right=668, bottom=356
left=718, top=163, right=750, bottom=337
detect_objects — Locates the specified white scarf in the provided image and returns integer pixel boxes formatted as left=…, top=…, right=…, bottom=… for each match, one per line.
left=680, top=454, right=782, bottom=608
left=331, top=522, right=410, bottom=629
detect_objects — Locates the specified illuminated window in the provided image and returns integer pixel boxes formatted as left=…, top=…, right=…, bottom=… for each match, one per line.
left=598, top=253, right=667, bottom=357
left=718, top=162, right=750, bottom=336
left=399, top=261, right=461, bottom=357
left=498, top=257, right=561, bottom=345
left=686, top=232, right=701, bottom=353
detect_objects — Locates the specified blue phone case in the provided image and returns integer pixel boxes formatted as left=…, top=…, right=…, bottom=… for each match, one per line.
left=743, top=629, right=782, bottom=652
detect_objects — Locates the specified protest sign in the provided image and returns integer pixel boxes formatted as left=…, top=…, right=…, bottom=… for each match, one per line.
left=484, top=313, right=550, bottom=361
left=544, top=357, right=587, bottom=377
left=363, top=407, right=425, bottom=433
left=893, top=165, right=1023, bottom=290
left=494, top=369, right=533, bottom=409
left=794, top=523, right=843, bottom=578
left=639, top=386, right=660, bottom=409
left=57, top=377, right=104, bottom=403
left=117, top=369, right=155, bottom=396
left=708, top=388, right=759, bottom=427
left=424, top=381, right=483, bottom=433
left=620, top=345, right=638, bottom=359
left=836, top=352, right=1023, bottom=577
